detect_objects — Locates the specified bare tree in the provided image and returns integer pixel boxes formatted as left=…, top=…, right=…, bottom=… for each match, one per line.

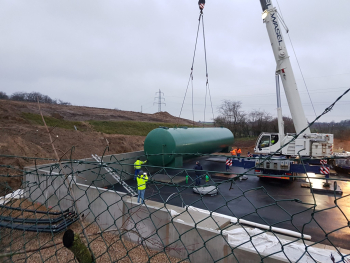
left=10, top=92, right=27, bottom=101
left=27, top=92, right=57, bottom=104
left=9, top=91, right=71, bottom=105
left=248, top=109, right=273, bottom=137
left=311, top=119, right=350, bottom=140
left=282, top=117, right=295, bottom=133
left=58, top=99, right=71, bottom=105
left=0, top=91, right=8, bottom=99
left=215, top=100, right=245, bottom=137
left=214, top=100, right=348, bottom=140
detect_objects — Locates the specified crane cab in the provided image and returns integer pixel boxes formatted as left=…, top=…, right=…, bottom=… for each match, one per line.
left=255, top=132, right=334, bottom=157
left=255, top=133, right=282, bottom=154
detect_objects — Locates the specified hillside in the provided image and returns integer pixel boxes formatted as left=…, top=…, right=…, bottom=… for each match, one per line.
left=0, top=99, right=196, bottom=124
left=0, top=100, right=198, bottom=192
left=0, top=100, right=197, bottom=159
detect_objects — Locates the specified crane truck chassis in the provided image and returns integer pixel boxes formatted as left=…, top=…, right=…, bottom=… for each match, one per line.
left=227, top=156, right=330, bottom=181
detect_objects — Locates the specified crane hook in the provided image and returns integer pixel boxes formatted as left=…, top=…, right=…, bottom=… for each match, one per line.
left=198, top=0, right=205, bottom=11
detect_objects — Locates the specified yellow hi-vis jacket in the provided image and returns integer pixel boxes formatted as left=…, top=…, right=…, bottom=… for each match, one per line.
left=134, top=160, right=147, bottom=169
left=137, top=174, right=148, bottom=190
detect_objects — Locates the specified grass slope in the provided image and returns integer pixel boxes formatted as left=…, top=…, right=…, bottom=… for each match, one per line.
left=21, top=113, right=192, bottom=136
left=89, top=121, right=186, bottom=136
left=22, top=113, right=87, bottom=131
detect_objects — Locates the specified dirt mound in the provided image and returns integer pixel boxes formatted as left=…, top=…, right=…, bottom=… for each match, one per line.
left=0, top=123, right=146, bottom=194
left=150, top=111, right=195, bottom=125
left=0, top=125, right=145, bottom=164
left=0, top=100, right=196, bottom=172
left=0, top=99, right=195, bottom=125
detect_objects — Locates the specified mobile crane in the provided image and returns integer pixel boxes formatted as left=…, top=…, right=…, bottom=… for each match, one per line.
left=230, top=0, right=333, bottom=179
left=255, top=0, right=333, bottom=158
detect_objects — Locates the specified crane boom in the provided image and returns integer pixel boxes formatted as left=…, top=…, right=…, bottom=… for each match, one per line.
left=260, top=0, right=310, bottom=134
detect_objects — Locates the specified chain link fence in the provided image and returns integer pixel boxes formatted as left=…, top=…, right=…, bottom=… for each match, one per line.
left=0, top=88, right=349, bottom=263
left=0, top=150, right=349, bottom=263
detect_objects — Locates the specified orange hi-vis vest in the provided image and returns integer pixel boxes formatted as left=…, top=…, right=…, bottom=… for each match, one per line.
left=237, top=149, right=242, bottom=154
left=230, top=149, right=237, bottom=156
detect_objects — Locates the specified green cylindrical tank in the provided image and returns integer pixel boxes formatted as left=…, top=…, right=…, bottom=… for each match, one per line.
left=144, top=127, right=234, bottom=167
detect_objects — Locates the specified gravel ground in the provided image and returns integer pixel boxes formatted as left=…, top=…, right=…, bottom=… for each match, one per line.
left=0, top=200, right=187, bottom=263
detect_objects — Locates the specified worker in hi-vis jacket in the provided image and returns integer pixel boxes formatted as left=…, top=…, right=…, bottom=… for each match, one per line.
left=230, top=147, right=237, bottom=157
left=236, top=148, right=242, bottom=157
left=137, top=172, right=148, bottom=204
left=134, top=158, right=147, bottom=180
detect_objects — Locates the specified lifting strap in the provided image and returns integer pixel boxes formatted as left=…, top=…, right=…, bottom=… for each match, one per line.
left=178, top=0, right=215, bottom=126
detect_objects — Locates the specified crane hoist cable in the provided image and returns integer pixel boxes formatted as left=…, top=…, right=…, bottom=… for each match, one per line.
left=201, top=5, right=215, bottom=126
left=178, top=0, right=215, bottom=126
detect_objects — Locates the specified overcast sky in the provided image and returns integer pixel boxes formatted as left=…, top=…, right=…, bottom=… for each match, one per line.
left=1, top=0, right=349, bottom=123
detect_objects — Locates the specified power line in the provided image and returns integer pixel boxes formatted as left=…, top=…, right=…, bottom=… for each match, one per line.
left=153, top=89, right=166, bottom=112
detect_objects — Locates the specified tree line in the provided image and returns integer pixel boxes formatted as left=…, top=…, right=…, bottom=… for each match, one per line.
left=0, top=91, right=71, bottom=105
left=214, top=100, right=350, bottom=140
left=312, top=120, right=350, bottom=140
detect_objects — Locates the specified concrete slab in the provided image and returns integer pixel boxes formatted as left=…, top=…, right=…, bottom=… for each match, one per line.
left=169, top=221, right=229, bottom=263
left=151, top=174, right=186, bottom=184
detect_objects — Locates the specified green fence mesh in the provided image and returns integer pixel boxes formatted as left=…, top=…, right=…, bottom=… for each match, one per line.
left=0, top=89, right=349, bottom=263
left=0, top=150, right=349, bottom=263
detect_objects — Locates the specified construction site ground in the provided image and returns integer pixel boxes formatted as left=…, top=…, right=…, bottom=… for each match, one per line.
left=0, top=200, right=186, bottom=263
left=110, top=155, right=350, bottom=251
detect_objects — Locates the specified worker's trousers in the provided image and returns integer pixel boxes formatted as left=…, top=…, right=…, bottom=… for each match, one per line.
left=195, top=175, right=201, bottom=186
left=134, top=169, right=140, bottom=180
left=137, top=189, right=145, bottom=204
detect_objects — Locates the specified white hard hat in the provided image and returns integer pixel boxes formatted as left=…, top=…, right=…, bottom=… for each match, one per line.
left=143, top=172, right=147, bottom=175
